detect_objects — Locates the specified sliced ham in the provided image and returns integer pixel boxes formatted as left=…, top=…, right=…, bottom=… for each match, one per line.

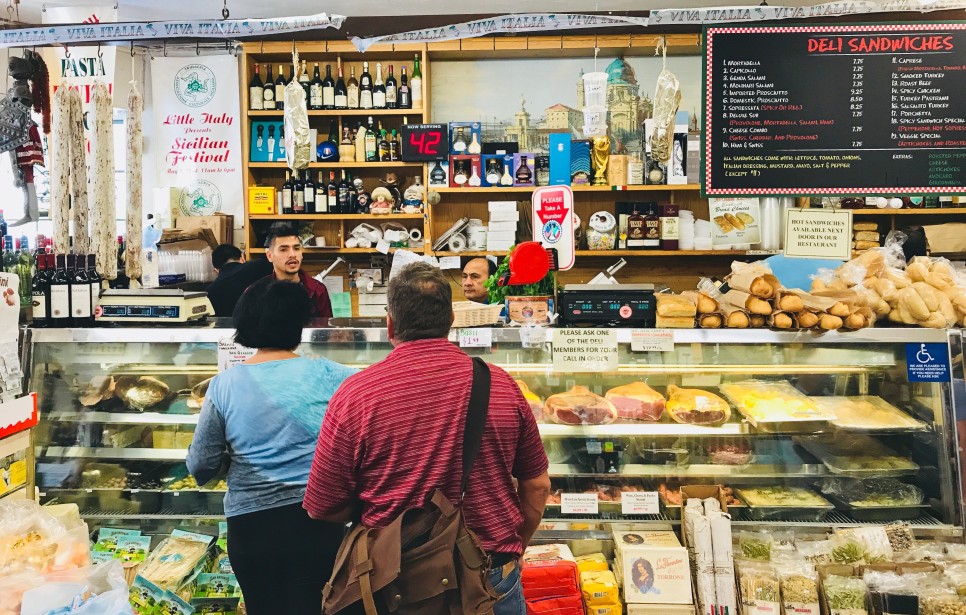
left=545, top=386, right=617, bottom=426
left=605, top=382, right=666, bottom=421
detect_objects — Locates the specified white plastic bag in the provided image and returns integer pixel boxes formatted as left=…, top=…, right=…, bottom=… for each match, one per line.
left=284, top=50, right=311, bottom=171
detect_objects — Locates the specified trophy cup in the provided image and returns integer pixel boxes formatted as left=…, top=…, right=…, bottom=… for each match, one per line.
left=591, top=135, right=610, bottom=186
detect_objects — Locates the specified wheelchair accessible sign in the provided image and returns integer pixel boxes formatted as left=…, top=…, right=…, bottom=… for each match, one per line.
left=905, top=343, right=950, bottom=383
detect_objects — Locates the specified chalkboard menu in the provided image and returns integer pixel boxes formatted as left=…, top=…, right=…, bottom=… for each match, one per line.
left=704, top=24, right=966, bottom=196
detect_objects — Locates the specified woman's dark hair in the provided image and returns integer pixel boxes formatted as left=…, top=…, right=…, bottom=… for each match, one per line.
left=233, top=278, right=311, bottom=350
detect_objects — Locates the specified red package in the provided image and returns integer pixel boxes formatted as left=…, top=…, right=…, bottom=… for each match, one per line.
left=522, top=544, right=580, bottom=601
left=526, top=594, right=585, bottom=615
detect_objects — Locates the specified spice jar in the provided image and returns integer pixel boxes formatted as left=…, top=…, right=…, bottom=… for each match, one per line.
left=586, top=211, right=617, bottom=250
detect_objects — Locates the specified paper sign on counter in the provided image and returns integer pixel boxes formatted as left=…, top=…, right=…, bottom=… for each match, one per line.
left=561, top=493, right=599, bottom=515
left=458, top=328, right=492, bottom=348
left=784, top=208, right=853, bottom=260
left=218, top=339, right=256, bottom=372
left=552, top=328, right=618, bottom=372
left=622, top=491, right=660, bottom=515
left=631, top=329, right=674, bottom=352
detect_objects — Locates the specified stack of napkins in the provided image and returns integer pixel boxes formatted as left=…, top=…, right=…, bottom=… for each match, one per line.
left=487, top=202, right=519, bottom=252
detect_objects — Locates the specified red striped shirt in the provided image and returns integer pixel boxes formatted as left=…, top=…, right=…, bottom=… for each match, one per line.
left=304, top=338, right=548, bottom=555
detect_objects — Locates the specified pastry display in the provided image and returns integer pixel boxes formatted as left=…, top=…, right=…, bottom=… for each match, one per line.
left=604, top=382, right=666, bottom=422
left=545, top=386, right=618, bottom=426
left=666, top=385, right=731, bottom=426
left=811, top=396, right=925, bottom=431
left=718, top=380, right=833, bottom=427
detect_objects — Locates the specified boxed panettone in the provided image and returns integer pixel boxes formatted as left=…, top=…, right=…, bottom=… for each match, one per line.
left=525, top=593, right=584, bottom=615
left=522, top=543, right=580, bottom=602
left=613, top=531, right=693, bottom=604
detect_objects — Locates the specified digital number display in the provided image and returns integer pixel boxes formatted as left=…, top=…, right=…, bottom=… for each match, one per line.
left=400, top=124, right=449, bottom=162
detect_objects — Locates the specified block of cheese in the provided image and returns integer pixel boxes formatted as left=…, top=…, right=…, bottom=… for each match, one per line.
left=580, top=570, right=620, bottom=606
left=522, top=543, right=579, bottom=602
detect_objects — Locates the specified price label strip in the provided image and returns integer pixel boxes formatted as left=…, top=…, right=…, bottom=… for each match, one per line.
left=458, top=328, right=492, bottom=348
left=622, top=491, right=660, bottom=515
left=561, top=493, right=599, bottom=515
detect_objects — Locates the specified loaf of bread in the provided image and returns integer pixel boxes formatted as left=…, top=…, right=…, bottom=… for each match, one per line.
left=698, top=313, right=723, bottom=329
left=657, top=294, right=697, bottom=318
left=853, top=240, right=880, bottom=251
left=656, top=315, right=696, bottom=328
left=853, top=222, right=879, bottom=232
left=854, top=231, right=880, bottom=243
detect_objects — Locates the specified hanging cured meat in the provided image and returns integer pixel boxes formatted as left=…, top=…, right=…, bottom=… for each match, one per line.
left=50, top=87, right=71, bottom=253
left=68, top=88, right=90, bottom=254
left=88, top=82, right=116, bottom=279
left=126, top=83, right=143, bottom=282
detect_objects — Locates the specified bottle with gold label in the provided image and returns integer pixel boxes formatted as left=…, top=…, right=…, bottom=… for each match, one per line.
left=643, top=203, right=660, bottom=250
left=627, top=206, right=645, bottom=249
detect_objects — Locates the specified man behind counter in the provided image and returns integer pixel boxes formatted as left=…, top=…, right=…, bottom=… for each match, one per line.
left=260, top=224, right=333, bottom=318
left=461, top=257, right=497, bottom=304
left=207, top=244, right=272, bottom=317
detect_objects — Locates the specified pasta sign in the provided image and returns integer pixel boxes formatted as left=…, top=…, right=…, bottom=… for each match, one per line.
left=152, top=56, right=243, bottom=219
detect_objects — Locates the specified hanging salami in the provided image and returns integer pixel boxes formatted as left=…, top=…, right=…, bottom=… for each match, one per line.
left=68, top=88, right=90, bottom=254
left=50, top=87, right=70, bottom=253
left=89, top=82, right=116, bottom=279
left=126, top=83, right=143, bottom=282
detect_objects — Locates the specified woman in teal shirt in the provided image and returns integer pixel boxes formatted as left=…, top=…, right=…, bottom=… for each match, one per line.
left=187, top=278, right=355, bottom=614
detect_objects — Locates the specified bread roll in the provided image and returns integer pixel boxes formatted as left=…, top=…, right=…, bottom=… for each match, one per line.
left=898, top=287, right=930, bottom=321
left=747, top=297, right=773, bottom=315
left=845, top=312, right=866, bottom=329
left=779, top=295, right=804, bottom=313
left=727, top=311, right=750, bottom=328
left=907, top=262, right=929, bottom=283
left=796, top=311, right=819, bottom=328
left=852, top=240, right=880, bottom=251
left=828, top=302, right=851, bottom=317
left=699, top=314, right=723, bottom=329
left=657, top=294, right=697, bottom=318
left=912, top=282, right=941, bottom=312
left=750, top=315, right=766, bottom=328
left=922, top=312, right=949, bottom=329
left=696, top=293, right=718, bottom=314
left=854, top=231, right=880, bottom=243
left=656, top=315, right=696, bottom=328
left=750, top=277, right=775, bottom=299
left=853, top=222, right=879, bottom=231
left=773, top=312, right=793, bottom=329
left=725, top=212, right=745, bottom=231
left=820, top=314, right=844, bottom=330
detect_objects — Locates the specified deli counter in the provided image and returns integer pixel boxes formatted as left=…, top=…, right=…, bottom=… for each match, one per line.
left=25, top=324, right=966, bottom=540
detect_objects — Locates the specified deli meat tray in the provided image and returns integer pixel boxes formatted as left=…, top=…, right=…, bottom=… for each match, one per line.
left=810, top=396, right=926, bottom=432
left=794, top=434, right=919, bottom=477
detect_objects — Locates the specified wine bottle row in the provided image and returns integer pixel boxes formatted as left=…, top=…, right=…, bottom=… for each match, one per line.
left=32, top=252, right=102, bottom=328
left=248, top=55, right=423, bottom=111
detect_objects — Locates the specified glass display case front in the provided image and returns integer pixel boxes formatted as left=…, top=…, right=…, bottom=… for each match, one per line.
left=27, top=325, right=965, bottom=539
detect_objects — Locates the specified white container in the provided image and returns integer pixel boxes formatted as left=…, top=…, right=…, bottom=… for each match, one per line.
left=467, top=226, right=488, bottom=250
left=582, top=72, right=609, bottom=107
left=583, top=124, right=608, bottom=138
left=582, top=105, right=608, bottom=127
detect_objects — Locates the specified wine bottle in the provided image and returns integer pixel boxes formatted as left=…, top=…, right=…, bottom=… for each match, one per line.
left=452, top=127, right=468, bottom=153
left=385, top=65, right=398, bottom=109
left=339, top=125, right=355, bottom=161
left=281, top=171, right=294, bottom=215
left=430, top=160, right=447, bottom=185
left=275, top=64, right=287, bottom=111
left=49, top=253, right=70, bottom=327
left=627, top=206, right=645, bottom=249
left=515, top=155, right=533, bottom=184
left=411, top=54, right=423, bottom=109
left=389, top=129, right=400, bottom=161
left=309, top=63, right=323, bottom=110
left=337, top=171, right=352, bottom=214
left=87, top=254, right=100, bottom=318
left=334, top=63, right=348, bottom=109
left=262, top=64, right=276, bottom=110
left=365, top=117, right=378, bottom=162
left=327, top=171, right=338, bottom=214
left=30, top=251, right=49, bottom=327
left=299, top=61, right=311, bottom=100
left=69, top=253, right=91, bottom=326
left=292, top=171, right=305, bottom=214
left=304, top=170, right=316, bottom=215
left=347, top=66, right=359, bottom=109
left=249, top=64, right=264, bottom=110
left=373, top=63, right=386, bottom=109
left=359, top=61, right=373, bottom=110
left=485, top=159, right=502, bottom=185
left=379, top=130, right=391, bottom=162
left=321, top=64, right=335, bottom=109
left=398, top=66, right=411, bottom=109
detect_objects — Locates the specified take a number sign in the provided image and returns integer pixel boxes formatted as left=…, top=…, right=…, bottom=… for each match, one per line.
left=400, top=123, right=449, bottom=161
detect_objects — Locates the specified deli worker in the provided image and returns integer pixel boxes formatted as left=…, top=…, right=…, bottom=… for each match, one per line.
left=258, top=224, right=333, bottom=318
left=461, top=257, right=496, bottom=304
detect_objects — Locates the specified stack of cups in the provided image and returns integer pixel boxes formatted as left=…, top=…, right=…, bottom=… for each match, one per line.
left=581, top=72, right=609, bottom=138
left=693, top=219, right=713, bottom=251
left=679, top=210, right=695, bottom=250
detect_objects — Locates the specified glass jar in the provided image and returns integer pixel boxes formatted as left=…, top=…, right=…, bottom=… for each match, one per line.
left=586, top=211, right=617, bottom=250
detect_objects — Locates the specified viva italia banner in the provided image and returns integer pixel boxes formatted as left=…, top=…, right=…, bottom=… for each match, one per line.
left=152, top=55, right=243, bottom=219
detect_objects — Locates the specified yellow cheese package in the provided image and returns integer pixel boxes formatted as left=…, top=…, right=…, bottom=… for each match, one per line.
left=576, top=552, right=609, bottom=574
left=580, top=569, right=620, bottom=606
left=586, top=603, right=623, bottom=615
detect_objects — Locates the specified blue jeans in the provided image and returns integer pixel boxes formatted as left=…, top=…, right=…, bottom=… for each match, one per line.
left=490, top=560, right=526, bottom=615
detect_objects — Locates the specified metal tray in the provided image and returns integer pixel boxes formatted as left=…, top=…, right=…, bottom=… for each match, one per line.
left=824, top=492, right=929, bottom=522
left=794, top=436, right=919, bottom=477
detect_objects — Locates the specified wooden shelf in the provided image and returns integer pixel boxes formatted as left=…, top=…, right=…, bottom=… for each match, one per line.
left=250, top=214, right=424, bottom=221
left=429, top=249, right=770, bottom=257
left=248, top=161, right=422, bottom=169
left=850, top=208, right=966, bottom=215
left=248, top=109, right=425, bottom=117
left=431, top=184, right=702, bottom=194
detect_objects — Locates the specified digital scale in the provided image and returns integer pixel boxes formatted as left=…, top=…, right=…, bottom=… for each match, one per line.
left=557, top=284, right=656, bottom=327
left=96, top=289, right=214, bottom=323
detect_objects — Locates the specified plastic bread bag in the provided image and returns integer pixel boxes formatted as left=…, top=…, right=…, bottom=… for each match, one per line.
left=648, top=40, right=681, bottom=164
left=776, top=561, right=820, bottom=615
left=284, top=50, right=311, bottom=171
left=0, top=500, right=90, bottom=575
left=895, top=541, right=946, bottom=564
left=944, top=563, right=966, bottom=596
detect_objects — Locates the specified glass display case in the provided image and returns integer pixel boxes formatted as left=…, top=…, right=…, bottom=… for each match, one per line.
left=26, top=325, right=965, bottom=539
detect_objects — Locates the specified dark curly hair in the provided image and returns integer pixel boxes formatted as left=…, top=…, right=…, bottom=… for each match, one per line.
left=233, top=278, right=311, bottom=350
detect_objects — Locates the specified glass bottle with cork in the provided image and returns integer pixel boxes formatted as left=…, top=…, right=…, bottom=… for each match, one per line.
left=626, top=205, right=646, bottom=250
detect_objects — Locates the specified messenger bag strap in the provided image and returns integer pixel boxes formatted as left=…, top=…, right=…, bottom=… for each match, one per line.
left=461, top=357, right=491, bottom=502
left=356, top=531, right=380, bottom=615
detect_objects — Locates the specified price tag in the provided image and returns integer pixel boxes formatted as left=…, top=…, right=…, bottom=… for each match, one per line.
left=85, top=489, right=93, bottom=494
left=561, top=493, right=599, bottom=515
left=520, top=324, right=547, bottom=348
left=130, top=489, right=140, bottom=494
left=172, top=491, right=180, bottom=497
left=631, top=329, right=674, bottom=352
left=458, top=328, right=492, bottom=348
left=622, top=491, right=660, bottom=515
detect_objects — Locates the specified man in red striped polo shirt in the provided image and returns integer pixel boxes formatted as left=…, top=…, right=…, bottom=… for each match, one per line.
left=305, top=262, right=550, bottom=615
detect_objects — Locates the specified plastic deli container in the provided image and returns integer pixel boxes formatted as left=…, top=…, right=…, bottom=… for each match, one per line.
left=582, top=105, right=608, bottom=127
left=718, top=380, right=833, bottom=431
left=582, top=72, right=608, bottom=107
